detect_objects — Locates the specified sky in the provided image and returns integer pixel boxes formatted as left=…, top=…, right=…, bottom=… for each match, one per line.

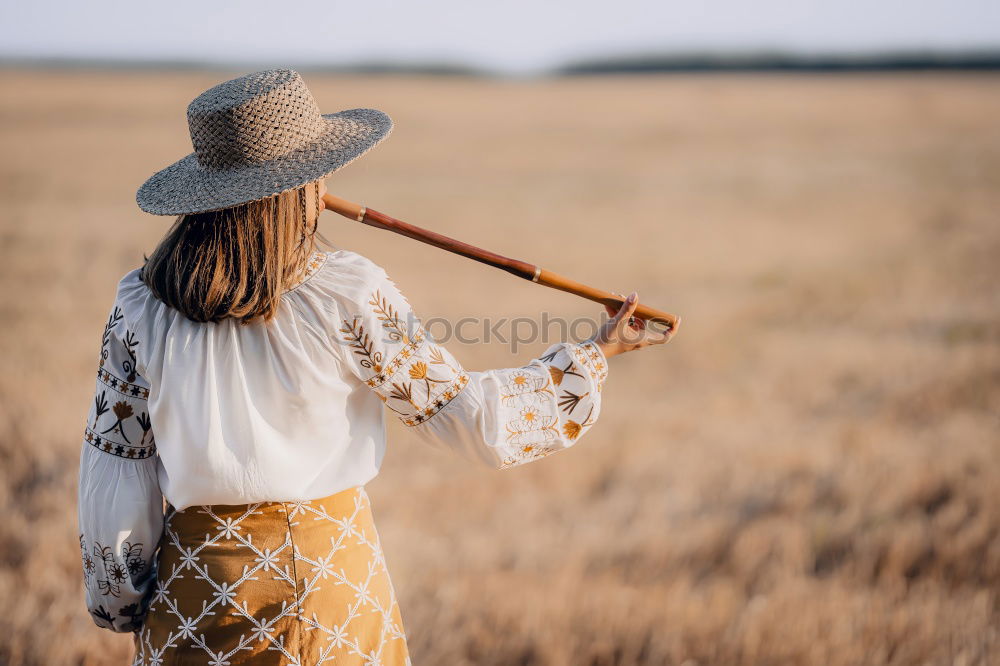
left=2, top=0, right=1000, bottom=75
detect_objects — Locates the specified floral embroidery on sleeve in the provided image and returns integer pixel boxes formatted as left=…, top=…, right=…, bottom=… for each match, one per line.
left=495, top=341, right=604, bottom=469
left=79, top=294, right=163, bottom=633
left=86, top=306, right=156, bottom=459
left=339, top=283, right=469, bottom=426
left=334, top=256, right=609, bottom=468
left=571, top=339, right=609, bottom=391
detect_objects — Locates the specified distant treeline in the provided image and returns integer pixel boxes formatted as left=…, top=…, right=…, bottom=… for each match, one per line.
left=3, top=50, right=999, bottom=76
left=555, top=50, right=1000, bottom=74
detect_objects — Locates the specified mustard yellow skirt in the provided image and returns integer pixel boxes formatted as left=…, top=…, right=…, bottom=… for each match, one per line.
left=132, top=486, right=410, bottom=665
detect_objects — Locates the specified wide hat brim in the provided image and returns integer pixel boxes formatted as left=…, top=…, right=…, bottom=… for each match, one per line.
left=136, top=108, right=392, bottom=216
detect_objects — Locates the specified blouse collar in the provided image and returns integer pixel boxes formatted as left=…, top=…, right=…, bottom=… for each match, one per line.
left=283, top=250, right=328, bottom=294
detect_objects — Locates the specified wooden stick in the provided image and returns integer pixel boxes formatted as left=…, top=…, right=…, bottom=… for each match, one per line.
left=322, top=193, right=680, bottom=333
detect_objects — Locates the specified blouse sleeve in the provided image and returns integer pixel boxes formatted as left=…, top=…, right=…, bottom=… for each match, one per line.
left=78, top=296, right=164, bottom=633
left=332, top=258, right=610, bottom=468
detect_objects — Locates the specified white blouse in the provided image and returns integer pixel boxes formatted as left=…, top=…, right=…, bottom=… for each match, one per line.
left=78, top=248, right=609, bottom=632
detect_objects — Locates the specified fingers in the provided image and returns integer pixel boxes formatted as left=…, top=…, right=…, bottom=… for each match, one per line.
left=628, top=330, right=669, bottom=351
left=604, top=291, right=625, bottom=318
left=647, top=325, right=674, bottom=345
left=601, top=289, right=675, bottom=352
left=604, top=291, right=665, bottom=352
left=647, top=330, right=672, bottom=345
left=613, top=292, right=639, bottom=324
left=614, top=291, right=645, bottom=331
left=613, top=292, right=642, bottom=348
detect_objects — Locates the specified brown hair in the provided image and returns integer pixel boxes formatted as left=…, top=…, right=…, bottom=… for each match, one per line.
left=140, top=181, right=330, bottom=324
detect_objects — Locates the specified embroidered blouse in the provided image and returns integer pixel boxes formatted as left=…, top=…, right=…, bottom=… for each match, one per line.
left=77, top=248, right=609, bottom=632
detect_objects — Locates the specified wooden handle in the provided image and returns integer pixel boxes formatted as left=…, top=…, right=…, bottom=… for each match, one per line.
left=537, top=269, right=679, bottom=331
left=322, top=193, right=365, bottom=221
left=322, top=193, right=680, bottom=333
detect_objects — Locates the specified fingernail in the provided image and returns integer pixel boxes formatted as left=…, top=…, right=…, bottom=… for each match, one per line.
left=628, top=292, right=637, bottom=303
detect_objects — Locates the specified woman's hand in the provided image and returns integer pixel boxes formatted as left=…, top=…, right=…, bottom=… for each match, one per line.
left=587, top=291, right=674, bottom=359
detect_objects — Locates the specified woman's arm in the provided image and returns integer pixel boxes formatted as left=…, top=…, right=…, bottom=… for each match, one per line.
left=78, top=296, right=164, bottom=632
left=408, top=337, right=609, bottom=468
left=329, top=254, right=616, bottom=468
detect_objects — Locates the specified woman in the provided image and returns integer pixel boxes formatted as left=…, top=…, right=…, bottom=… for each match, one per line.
left=77, top=69, right=672, bottom=665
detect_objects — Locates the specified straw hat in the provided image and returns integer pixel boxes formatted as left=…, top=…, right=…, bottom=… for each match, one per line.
left=136, top=69, right=393, bottom=216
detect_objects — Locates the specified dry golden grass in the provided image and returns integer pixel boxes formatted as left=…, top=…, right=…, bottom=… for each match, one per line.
left=0, top=69, right=997, bottom=665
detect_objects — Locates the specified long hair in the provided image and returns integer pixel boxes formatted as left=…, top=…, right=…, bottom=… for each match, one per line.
left=140, top=181, right=331, bottom=324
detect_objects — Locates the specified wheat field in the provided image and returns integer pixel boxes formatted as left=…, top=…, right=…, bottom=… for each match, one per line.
left=0, top=68, right=997, bottom=665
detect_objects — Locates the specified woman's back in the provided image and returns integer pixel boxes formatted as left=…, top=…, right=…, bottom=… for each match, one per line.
left=77, top=68, right=668, bottom=663
left=112, top=248, right=393, bottom=509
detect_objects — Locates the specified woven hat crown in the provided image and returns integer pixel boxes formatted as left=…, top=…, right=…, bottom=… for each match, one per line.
left=137, top=68, right=392, bottom=215
left=188, top=69, right=328, bottom=170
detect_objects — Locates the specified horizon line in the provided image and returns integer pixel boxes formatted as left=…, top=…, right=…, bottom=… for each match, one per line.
left=2, top=48, right=1000, bottom=78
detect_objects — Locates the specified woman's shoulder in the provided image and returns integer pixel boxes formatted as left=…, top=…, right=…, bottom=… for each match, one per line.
left=102, top=265, right=166, bottom=338
left=319, top=248, right=387, bottom=278
left=112, top=266, right=151, bottom=311
left=310, top=248, right=393, bottom=299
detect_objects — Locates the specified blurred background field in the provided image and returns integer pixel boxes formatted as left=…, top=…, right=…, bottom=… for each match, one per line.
left=0, top=66, right=997, bottom=665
